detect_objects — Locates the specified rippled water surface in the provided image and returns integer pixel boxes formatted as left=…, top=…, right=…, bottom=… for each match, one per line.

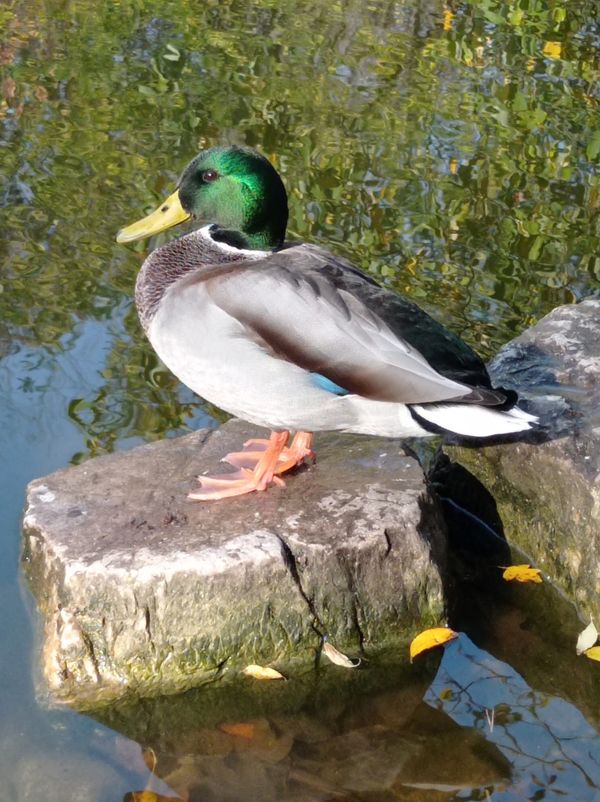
left=1, top=0, right=599, bottom=799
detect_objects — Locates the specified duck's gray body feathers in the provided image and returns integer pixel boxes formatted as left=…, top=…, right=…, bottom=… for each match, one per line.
left=136, top=227, right=535, bottom=438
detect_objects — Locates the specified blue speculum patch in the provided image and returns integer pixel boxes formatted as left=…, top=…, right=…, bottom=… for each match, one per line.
left=310, top=373, right=349, bottom=395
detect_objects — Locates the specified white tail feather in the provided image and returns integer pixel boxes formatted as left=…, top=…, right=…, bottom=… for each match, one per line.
left=502, top=405, right=537, bottom=422
left=411, top=403, right=537, bottom=437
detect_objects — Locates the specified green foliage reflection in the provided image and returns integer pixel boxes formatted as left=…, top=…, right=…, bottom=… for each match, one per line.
left=1, top=0, right=598, bottom=457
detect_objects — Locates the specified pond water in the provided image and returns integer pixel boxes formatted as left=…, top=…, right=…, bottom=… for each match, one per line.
left=1, top=0, right=599, bottom=799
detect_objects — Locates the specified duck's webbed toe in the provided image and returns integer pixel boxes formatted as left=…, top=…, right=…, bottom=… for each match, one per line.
left=189, top=430, right=314, bottom=501
left=222, top=431, right=315, bottom=475
left=188, top=466, right=286, bottom=501
left=188, top=430, right=315, bottom=501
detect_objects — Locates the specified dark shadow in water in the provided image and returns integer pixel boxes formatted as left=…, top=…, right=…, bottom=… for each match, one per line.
left=428, top=452, right=514, bottom=641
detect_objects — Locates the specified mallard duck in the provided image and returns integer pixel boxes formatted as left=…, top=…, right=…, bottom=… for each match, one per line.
left=117, top=146, right=536, bottom=500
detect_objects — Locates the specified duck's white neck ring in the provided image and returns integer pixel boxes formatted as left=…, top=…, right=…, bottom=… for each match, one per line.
left=198, top=224, right=272, bottom=260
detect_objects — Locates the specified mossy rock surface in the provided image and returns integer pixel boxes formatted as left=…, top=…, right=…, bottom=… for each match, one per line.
left=447, top=299, right=600, bottom=621
left=23, top=419, right=447, bottom=708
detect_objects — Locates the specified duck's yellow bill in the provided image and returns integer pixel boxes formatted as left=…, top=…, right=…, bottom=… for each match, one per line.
left=116, top=189, right=190, bottom=243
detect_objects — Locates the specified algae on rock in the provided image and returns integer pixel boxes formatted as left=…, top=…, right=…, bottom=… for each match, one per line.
left=446, top=300, right=600, bottom=622
left=23, top=420, right=447, bottom=708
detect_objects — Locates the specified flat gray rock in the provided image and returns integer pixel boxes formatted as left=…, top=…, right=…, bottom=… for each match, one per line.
left=23, top=419, right=446, bottom=707
left=447, top=299, right=600, bottom=620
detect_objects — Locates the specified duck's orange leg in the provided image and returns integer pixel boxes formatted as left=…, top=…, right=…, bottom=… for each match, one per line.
left=222, top=431, right=315, bottom=475
left=189, top=430, right=290, bottom=501
left=273, top=431, right=315, bottom=473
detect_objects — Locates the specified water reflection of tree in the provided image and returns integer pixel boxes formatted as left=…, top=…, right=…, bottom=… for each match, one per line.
left=1, top=0, right=598, bottom=456
left=63, top=307, right=222, bottom=461
left=427, top=635, right=600, bottom=800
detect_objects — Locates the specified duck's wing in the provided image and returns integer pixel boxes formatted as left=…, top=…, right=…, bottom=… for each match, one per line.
left=300, top=246, right=496, bottom=391
left=187, top=244, right=501, bottom=405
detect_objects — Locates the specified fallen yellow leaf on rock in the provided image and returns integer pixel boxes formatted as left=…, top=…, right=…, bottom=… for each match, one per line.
left=242, top=664, right=285, bottom=680
left=142, top=746, right=157, bottom=774
left=409, top=627, right=457, bottom=661
left=322, top=640, right=361, bottom=668
left=220, top=722, right=256, bottom=740
left=584, top=646, right=600, bottom=662
left=576, top=620, right=598, bottom=655
left=501, top=564, right=543, bottom=583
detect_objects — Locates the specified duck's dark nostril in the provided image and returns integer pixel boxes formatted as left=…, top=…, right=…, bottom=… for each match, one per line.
left=161, top=205, right=168, bottom=212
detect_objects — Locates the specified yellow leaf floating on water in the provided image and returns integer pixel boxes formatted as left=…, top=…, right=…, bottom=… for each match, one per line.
left=584, top=646, right=600, bottom=662
left=220, top=722, right=256, bottom=740
left=322, top=640, right=361, bottom=668
left=501, top=564, right=543, bottom=583
left=543, top=40, right=562, bottom=59
left=242, top=664, right=286, bottom=680
left=409, top=627, right=458, bottom=661
left=576, top=620, right=598, bottom=655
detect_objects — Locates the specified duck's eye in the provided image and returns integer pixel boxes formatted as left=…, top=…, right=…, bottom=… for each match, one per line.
left=202, top=169, right=219, bottom=182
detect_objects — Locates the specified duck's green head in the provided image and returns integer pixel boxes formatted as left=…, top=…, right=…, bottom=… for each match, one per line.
left=116, top=146, right=289, bottom=250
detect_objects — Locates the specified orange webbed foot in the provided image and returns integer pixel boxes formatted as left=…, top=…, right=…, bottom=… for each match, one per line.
left=222, top=432, right=315, bottom=475
left=188, top=431, right=315, bottom=501
left=273, top=431, right=315, bottom=474
left=220, top=438, right=273, bottom=470
left=188, top=467, right=286, bottom=501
